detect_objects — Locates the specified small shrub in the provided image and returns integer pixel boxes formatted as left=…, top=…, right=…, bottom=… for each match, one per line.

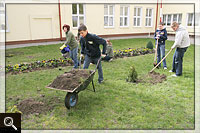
left=146, top=41, right=153, bottom=49
left=127, top=65, right=138, bottom=82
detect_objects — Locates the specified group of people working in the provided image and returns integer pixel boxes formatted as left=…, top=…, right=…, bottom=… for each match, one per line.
left=60, top=24, right=113, bottom=84
left=60, top=21, right=190, bottom=84
left=154, top=21, right=190, bottom=77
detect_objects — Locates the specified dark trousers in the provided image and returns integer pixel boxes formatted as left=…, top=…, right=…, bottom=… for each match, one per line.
left=172, top=47, right=188, bottom=76
left=83, top=55, right=103, bottom=82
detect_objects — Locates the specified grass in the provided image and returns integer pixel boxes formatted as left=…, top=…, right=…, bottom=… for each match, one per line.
left=5, top=38, right=194, bottom=129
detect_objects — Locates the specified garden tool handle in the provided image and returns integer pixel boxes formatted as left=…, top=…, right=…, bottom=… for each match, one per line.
left=79, top=56, right=82, bottom=69
left=150, top=48, right=173, bottom=73
left=154, top=38, right=159, bottom=62
left=94, top=57, right=102, bottom=72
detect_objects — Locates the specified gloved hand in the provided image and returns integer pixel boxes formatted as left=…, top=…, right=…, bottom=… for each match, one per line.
left=101, top=54, right=106, bottom=58
left=80, top=54, right=84, bottom=58
left=60, top=44, right=66, bottom=50
left=171, top=46, right=175, bottom=49
left=156, top=34, right=160, bottom=39
left=171, top=44, right=176, bottom=49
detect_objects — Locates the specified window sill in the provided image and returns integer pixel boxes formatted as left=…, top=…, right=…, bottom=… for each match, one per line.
left=104, top=26, right=115, bottom=29
left=119, top=26, right=129, bottom=28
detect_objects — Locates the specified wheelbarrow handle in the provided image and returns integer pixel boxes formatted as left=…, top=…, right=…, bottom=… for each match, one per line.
left=79, top=56, right=82, bottom=69
left=150, top=48, right=173, bottom=73
left=94, top=57, right=102, bottom=72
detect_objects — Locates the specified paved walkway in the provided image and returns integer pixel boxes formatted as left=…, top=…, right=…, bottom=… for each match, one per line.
left=5, top=35, right=196, bottom=49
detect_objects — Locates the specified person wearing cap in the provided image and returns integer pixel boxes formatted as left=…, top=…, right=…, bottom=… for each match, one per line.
left=78, top=24, right=107, bottom=84
left=170, top=22, right=190, bottom=77
left=154, top=22, right=168, bottom=69
left=62, top=24, right=79, bottom=68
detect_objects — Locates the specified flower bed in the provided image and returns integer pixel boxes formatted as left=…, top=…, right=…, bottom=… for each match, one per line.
left=113, top=47, right=154, bottom=59
left=6, top=58, right=73, bottom=74
left=6, top=47, right=154, bottom=74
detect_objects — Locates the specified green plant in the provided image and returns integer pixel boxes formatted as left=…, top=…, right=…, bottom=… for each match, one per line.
left=6, top=105, right=22, bottom=114
left=146, top=41, right=153, bottom=49
left=126, top=65, right=138, bottom=82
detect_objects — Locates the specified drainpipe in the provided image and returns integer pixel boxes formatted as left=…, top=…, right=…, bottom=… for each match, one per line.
left=58, top=0, right=62, bottom=41
left=155, top=0, right=159, bottom=31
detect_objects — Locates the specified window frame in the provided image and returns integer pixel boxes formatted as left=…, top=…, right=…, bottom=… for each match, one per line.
left=120, top=5, right=129, bottom=27
left=162, top=14, right=182, bottom=27
left=195, top=13, right=200, bottom=27
left=186, top=13, right=194, bottom=27
left=0, top=2, right=9, bottom=32
left=104, top=4, right=115, bottom=28
left=72, top=4, right=85, bottom=29
left=145, top=8, right=153, bottom=27
left=133, top=7, right=142, bottom=27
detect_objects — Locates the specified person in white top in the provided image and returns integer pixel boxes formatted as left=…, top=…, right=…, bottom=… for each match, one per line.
left=170, top=22, right=190, bottom=77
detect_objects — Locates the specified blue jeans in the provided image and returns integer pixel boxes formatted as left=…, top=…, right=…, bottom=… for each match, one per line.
left=83, top=55, right=103, bottom=82
left=69, top=46, right=78, bottom=68
left=172, top=47, right=188, bottom=76
left=156, top=44, right=167, bottom=68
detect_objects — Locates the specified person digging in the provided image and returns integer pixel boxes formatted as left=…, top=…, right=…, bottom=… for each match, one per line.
left=169, top=22, right=190, bottom=77
left=150, top=22, right=190, bottom=74
left=153, top=22, right=168, bottom=69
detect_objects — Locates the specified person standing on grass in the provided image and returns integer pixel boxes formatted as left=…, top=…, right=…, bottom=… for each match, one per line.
left=170, top=22, right=190, bottom=77
left=78, top=24, right=107, bottom=84
left=154, top=22, right=168, bottom=69
left=62, top=24, right=79, bottom=69
left=102, top=40, right=114, bottom=62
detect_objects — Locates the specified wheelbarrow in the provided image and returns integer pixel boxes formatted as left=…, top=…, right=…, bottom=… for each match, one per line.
left=46, top=57, right=101, bottom=109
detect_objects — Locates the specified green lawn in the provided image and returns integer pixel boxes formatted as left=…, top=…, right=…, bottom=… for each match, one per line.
left=6, top=38, right=194, bottom=129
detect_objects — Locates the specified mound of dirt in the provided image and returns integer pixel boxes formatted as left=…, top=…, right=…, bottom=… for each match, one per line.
left=48, top=69, right=91, bottom=91
left=17, top=98, right=53, bottom=115
left=148, top=71, right=167, bottom=84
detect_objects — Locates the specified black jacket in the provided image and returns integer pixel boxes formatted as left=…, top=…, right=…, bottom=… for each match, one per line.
left=154, top=28, right=168, bottom=45
left=80, top=33, right=107, bottom=58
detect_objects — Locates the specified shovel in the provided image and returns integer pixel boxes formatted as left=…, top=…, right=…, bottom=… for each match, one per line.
left=150, top=48, right=173, bottom=73
left=153, top=38, right=159, bottom=67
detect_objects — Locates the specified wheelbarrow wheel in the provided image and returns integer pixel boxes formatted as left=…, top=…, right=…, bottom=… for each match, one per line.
left=65, top=92, right=78, bottom=109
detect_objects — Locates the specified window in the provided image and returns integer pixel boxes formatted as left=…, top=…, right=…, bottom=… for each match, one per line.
left=163, top=14, right=182, bottom=26
left=145, top=8, right=153, bottom=27
left=167, top=14, right=172, bottom=26
left=104, top=5, right=114, bottom=27
left=195, top=13, right=200, bottom=27
left=72, top=4, right=85, bottom=28
left=187, top=13, right=194, bottom=26
left=172, top=14, right=182, bottom=24
left=163, top=15, right=167, bottom=25
left=0, top=2, right=9, bottom=32
left=133, top=7, right=142, bottom=27
left=120, top=6, right=129, bottom=27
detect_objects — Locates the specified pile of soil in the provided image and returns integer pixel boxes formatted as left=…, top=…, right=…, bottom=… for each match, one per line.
left=128, top=72, right=166, bottom=84
left=17, top=98, right=53, bottom=115
left=147, top=71, right=167, bottom=84
left=48, top=69, right=91, bottom=91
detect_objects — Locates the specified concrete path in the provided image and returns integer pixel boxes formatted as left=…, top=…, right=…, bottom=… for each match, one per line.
left=5, top=35, right=196, bottom=49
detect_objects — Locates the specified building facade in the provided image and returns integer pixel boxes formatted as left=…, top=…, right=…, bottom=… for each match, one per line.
left=1, top=2, right=198, bottom=44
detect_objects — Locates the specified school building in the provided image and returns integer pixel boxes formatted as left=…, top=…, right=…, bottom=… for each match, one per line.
left=0, top=1, right=199, bottom=45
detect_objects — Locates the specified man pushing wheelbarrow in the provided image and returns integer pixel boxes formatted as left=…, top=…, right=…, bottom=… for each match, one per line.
left=78, top=24, right=107, bottom=84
